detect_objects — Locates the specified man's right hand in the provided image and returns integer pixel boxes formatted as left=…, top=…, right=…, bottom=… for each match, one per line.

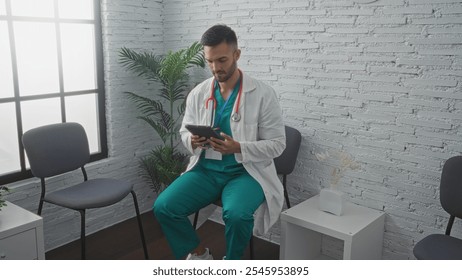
left=191, top=134, right=209, bottom=149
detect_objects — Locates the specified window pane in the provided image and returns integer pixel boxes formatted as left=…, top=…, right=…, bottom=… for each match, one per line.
left=11, top=0, right=54, bottom=18
left=21, top=98, right=61, bottom=134
left=65, top=94, right=100, bottom=153
left=14, top=22, right=60, bottom=96
left=0, top=0, right=6, bottom=15
left=0, top=103, right=20, bottom=174
left=58, top=0, right=94, bottom=20
left=61, top=23, right=96, bottom=92
left=0, top=21, right=14, bottom=99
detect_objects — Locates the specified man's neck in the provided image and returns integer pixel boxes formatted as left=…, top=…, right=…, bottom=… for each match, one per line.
left=218, top=70, right=241, bottom=98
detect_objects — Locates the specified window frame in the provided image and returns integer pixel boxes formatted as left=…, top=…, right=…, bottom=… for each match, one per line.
left=0, top=0, right=107, bottom=185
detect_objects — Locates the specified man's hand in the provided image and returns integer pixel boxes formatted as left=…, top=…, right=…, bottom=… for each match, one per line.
left=208, top=132, right=241, bottom=154
left=191, top=134, right=208, bottom=149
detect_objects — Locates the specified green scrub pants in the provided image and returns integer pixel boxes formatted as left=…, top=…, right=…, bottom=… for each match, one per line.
left=153, top=164, right=265, bottom=260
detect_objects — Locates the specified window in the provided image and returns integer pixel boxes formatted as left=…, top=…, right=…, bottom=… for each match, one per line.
left=0, top=0, right=107, bottom=184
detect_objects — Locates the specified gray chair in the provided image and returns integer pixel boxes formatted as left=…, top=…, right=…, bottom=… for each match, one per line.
left=274, top=125, right=301, bottom=208
left=413, top=155, right=462, bottom=260
left=22, top=122, right=149, bottom=260
left=192, top=125, right=301, bottom=258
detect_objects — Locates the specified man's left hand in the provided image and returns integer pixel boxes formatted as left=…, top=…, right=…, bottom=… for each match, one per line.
left=208, top=132, right=241, bottom=154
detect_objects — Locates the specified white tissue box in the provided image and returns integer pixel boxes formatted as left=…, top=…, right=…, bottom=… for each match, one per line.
left=319, top=188, right=345, bottom=216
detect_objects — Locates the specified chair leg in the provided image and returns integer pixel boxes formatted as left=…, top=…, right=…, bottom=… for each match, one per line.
left=131, top=191, right=149, bottom=260
left=193, top=211, right=199, bottom=229
left=250, top=236, right=254, bottom=260
left=37, top=199, right=44, bottom=216
left=282, top=175, right=291, bottom=208
left=445, top=215, right=456, bottom=235
left=38, top=178, right=46, bottom=215
left=78, top=209, right=86, bottom=260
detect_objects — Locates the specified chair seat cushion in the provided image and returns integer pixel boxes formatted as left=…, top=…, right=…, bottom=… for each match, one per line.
left=44, top=178, right=132, bottom=210
left=413, top=234, right=462, bottom=260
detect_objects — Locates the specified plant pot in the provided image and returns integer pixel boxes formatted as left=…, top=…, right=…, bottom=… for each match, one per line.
left=319, top=188, right=345, bottom=216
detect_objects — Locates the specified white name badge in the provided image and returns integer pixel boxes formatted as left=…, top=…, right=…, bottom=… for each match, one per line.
left=205, top=149, right=222, bottom=160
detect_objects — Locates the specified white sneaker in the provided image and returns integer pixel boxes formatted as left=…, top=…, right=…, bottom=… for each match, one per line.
left=186, top=248, right=213, bottom=260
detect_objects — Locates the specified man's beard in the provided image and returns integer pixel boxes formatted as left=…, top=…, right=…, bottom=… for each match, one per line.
left=214, top=61, right=237, bottom=83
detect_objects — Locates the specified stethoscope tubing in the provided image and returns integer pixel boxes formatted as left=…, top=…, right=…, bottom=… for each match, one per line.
left=205, top=69, right=243, bottom=126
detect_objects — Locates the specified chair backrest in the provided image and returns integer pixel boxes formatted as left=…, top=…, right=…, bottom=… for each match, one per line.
left=274, top=125, right=302, bottom=175
left=440, top=156, right=462, bottom=219
left=22, top=122, right=90, bottom=178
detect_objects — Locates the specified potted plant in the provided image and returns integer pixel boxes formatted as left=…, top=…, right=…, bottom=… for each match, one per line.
left=119, top=42, right=205, bottom=193
left=0, top=185, right=10, bottom=211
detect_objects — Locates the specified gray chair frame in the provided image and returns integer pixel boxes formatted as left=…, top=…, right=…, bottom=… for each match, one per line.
left=413, top=156, right=462, bottom=260
left=192, top=125, right=301, bottom=258
left=274, top=125, right=302, bottom=208
left=22, top=122, right=149, bottom=260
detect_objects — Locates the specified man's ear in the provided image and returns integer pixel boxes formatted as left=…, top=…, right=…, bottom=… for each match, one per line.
left=234, top=49, right=241, bottom=61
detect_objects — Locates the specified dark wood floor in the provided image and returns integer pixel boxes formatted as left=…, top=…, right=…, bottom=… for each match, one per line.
left=45, top=211, right=279, bottom=260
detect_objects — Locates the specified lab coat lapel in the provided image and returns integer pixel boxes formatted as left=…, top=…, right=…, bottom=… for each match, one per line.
left=201, top=78, right=214, bottom=126
left=234, top=71, right=255, bottom=121
left=231, top=71, right=255, bottom=139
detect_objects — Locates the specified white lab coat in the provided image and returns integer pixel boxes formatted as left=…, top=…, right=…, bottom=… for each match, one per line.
left=180, top=71, right=286, bottom=234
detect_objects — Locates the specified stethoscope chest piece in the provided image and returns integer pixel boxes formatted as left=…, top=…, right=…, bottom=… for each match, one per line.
left=231, top=112, right=241, bottom=122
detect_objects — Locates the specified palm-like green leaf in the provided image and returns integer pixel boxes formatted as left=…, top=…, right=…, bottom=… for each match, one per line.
left=177, top=98, right=186, bottom=117
left=119, top=47, right=162, bottom=82
left=124, top=92, right=164, bottom=117
left=184, top=41, right=206, bottom=68
left=137, top=117, right=169, bottom=144
left=160, top=50, right=186, bottom=80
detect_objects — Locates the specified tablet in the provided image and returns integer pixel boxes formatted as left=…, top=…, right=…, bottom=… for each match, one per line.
left=185, top=124, right=224, bottom=140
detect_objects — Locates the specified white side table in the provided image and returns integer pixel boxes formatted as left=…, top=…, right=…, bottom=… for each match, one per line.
left=0, top=201, right=45, bottom=260
left=280, top=195, right=385, bottom=260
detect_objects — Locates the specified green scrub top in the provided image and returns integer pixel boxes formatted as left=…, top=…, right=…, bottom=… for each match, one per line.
left=198, top=79, right=244, bottom=173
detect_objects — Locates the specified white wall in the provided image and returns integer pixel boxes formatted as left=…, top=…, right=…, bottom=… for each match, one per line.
left=4, top=0, right=462, bottom=260
left=162, top=0, right=462, bottom=260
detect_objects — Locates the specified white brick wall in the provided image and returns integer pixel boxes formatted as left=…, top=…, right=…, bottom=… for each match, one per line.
left=162, top=0, right=462, bottom=260
left=4, top=0, right=462, bottom=260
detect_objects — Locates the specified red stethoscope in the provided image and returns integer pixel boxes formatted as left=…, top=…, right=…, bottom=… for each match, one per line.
left=205, top=69, right=243, bottom=126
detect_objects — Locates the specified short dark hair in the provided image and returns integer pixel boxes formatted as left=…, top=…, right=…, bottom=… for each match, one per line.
left=200, top=24, right=238, bottom=47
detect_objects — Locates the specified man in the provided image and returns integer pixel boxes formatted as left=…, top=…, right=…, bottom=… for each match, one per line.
left=153, top=24, right=286, bottom=260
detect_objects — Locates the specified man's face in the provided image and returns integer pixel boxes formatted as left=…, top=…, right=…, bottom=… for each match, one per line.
left=204, top=42, right=240, bottom=83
